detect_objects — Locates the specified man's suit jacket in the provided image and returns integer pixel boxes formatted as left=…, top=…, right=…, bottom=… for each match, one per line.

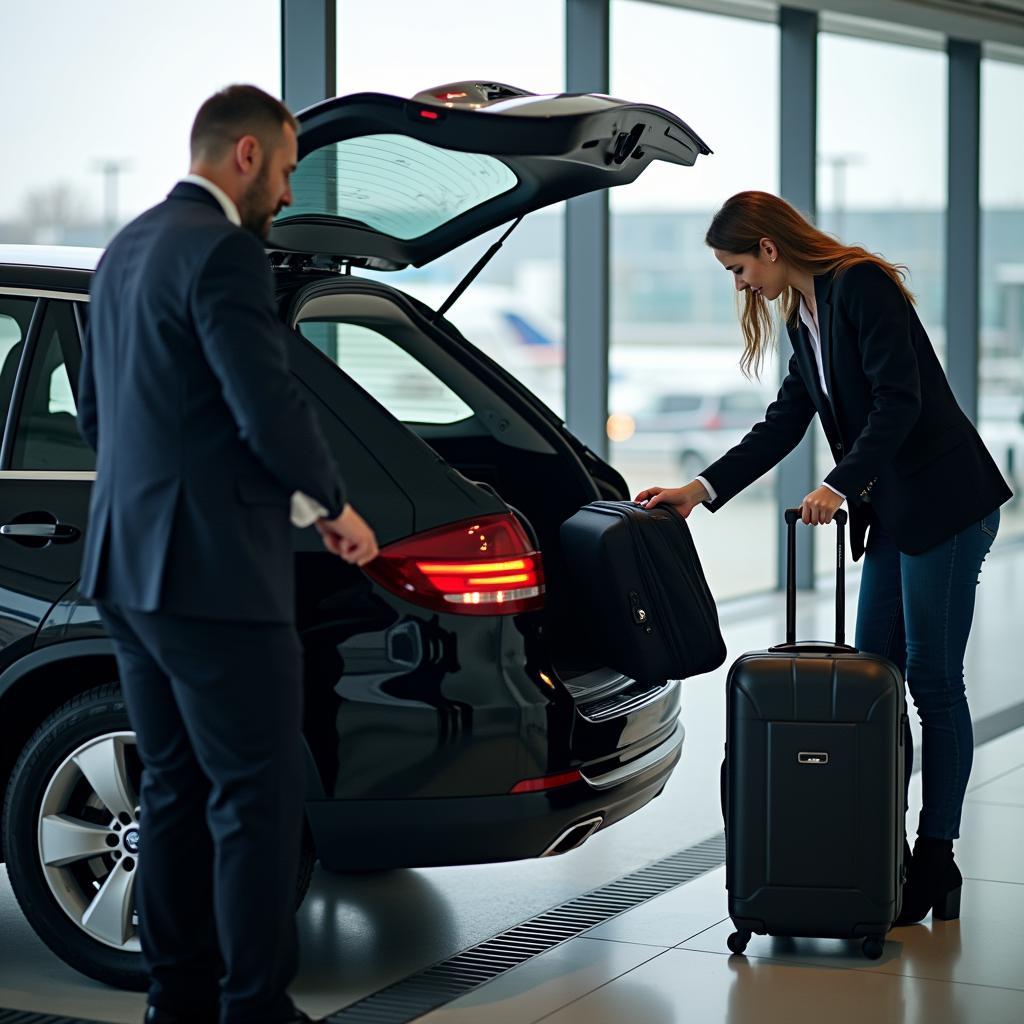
left=700, top=262, right=1012, bottom=560
left=78, top=182, right=347, bottom=622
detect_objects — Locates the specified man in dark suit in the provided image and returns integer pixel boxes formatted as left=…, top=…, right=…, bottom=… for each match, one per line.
left=78, top=85, right=378, bottom=1024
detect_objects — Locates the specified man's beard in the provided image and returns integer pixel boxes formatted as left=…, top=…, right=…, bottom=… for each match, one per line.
left=237, top=164, right=277, bottom=239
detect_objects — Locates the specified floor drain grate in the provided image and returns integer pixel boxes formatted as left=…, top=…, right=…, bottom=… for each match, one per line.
left=325, top=831, right=726, bottom=1023
left=0, top=833, right=726, bottom=1024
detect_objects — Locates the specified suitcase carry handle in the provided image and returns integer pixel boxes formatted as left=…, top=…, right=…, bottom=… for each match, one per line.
left=777, top=507, right=855, bottom=650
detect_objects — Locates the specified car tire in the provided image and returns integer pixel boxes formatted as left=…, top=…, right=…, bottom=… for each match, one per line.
left=2, top=682, right=316, bottom=991
left=678, top=450, right=705, bottom=482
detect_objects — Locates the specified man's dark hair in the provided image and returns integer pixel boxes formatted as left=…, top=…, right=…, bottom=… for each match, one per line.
left=190, top=85, right=298, bottom=162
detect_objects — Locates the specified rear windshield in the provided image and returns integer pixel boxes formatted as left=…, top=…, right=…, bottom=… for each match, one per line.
left=279, top=134, right=519, bottom=240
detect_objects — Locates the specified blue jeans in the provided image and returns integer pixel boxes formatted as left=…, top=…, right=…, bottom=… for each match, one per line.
left=855, top=508, right=999, bottom=840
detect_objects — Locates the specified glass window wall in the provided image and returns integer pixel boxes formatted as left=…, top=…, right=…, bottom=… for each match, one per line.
left=979, top=57, right=1024, bottom=541
left=0, top=0, right=280, bottom=247
left=610, top=0, right=780, bottom=600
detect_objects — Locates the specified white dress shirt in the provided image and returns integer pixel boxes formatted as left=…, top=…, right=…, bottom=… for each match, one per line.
left=179, top=175, right=331, bottom=528
left=798, top=297, right=831, bottom=399
left=797, top=298, right=845, bottom=502
left=695, top=298, right=845, bottom=505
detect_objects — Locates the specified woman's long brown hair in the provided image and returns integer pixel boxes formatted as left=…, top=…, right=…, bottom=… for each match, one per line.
left=704, top=191, right=915, bottom=379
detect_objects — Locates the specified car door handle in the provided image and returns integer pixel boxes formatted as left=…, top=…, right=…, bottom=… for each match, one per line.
left=1, top=522, right=81, bottom=543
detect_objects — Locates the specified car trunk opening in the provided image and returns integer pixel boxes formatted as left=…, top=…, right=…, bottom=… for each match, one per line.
left=287, top=279, right=632, bottom=690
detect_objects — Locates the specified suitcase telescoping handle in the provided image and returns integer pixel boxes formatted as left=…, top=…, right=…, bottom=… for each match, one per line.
left=781, top=507, right=853, bottom=650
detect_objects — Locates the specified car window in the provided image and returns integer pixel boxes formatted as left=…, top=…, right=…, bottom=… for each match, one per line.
left=720, top=392, right=766, bottom=415
left=659, top=394, right=703, bottom=414
left=0, top=297, right=37, bottom=433
left=715, top=392, right=766, bottom=429
left=299, top=320, right=473, bottom=424
left=10, top=301, right=95, bottom=471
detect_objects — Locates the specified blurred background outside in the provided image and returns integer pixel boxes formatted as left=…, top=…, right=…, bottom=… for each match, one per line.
left=2, top=0, right=1021, bottom=599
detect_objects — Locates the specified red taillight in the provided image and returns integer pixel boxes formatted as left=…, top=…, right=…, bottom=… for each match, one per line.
left=510, top=769, right=582, bottom=794
left=364, top=513, right=545, bottom=616
left=703, top=412, right=723, bottom=429
left=419, top=109, right=440, bottom=120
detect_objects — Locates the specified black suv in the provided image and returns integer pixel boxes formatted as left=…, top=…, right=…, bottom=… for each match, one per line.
left=0, top=83, right=711, bottom=989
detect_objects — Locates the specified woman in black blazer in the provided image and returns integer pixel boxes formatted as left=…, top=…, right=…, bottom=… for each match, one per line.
left=637, top=191, right=1012, bottom=926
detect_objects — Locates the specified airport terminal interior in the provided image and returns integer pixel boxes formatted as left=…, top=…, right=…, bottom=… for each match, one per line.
left=2, top=1, right=1024, bottom=1022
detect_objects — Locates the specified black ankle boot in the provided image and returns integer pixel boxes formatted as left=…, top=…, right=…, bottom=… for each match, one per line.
left=895, top=836, right=962, bottom=926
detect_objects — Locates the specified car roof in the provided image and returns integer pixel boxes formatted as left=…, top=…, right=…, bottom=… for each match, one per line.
left=0, top=244, right=103, bottom=272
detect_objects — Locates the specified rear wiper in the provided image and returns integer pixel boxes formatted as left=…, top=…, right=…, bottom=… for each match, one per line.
left=433, top=216, right=524, bottom=322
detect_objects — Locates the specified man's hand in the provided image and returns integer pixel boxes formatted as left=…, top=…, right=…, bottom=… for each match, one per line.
left=315, top=504, right=379, bottom=566
left=799, top=485, right=845, bottom=525
left=633, top=480, right=710, bottom=519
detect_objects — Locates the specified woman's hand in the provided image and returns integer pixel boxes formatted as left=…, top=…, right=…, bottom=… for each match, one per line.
left=634, top=480, right=710, bottom=519
left=799, top=485, right=845, bottom=525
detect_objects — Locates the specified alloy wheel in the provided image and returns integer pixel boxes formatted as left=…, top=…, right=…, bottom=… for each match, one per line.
left=36, top=731, right=142, bottom=952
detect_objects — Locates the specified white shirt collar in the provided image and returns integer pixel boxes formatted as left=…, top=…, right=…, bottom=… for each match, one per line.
left=797, top=295, right=830, bottom=397
left=179, top=174, right=241, bottom=227
left=798, top=297, right=817, bottom=333
left=794, top=296, right=819, bottom=344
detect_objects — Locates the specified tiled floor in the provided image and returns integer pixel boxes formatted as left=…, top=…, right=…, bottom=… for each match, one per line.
left=1, top=539, right=1022, bottom=1023
left=421, top=725, right=1024, bottom=1024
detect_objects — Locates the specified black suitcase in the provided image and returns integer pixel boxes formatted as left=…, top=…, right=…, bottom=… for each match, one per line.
left=559, top=501, right=726, bottom=684
left=723, top=508, right=906, bottom=961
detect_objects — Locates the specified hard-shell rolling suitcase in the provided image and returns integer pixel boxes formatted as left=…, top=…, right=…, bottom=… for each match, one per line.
left=724, top=509, right=906, bottom=961
left=559, top=501, right=726, bottom=683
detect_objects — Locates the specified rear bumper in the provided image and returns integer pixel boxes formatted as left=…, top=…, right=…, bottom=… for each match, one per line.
left=307, top=721, right=683, bottom=871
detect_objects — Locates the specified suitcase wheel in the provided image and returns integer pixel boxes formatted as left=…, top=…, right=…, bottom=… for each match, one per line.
left=862, top=936, right=885, bottom=960
left=727, top=930, right=751, bottom=955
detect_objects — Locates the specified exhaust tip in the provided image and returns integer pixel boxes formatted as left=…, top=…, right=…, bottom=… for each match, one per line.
left=540, top=814, right=604, bottom=857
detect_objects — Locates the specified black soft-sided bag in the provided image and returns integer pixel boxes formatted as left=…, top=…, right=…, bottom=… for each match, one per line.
left=559, top=501, right=726, bottom=683
left=723, top=509, right=906, bottom=961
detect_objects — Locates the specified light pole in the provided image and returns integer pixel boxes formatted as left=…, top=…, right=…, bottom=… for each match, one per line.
left=818, top=152, right=862, bottom=239
left=92, top=159, right=131, bottom=239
